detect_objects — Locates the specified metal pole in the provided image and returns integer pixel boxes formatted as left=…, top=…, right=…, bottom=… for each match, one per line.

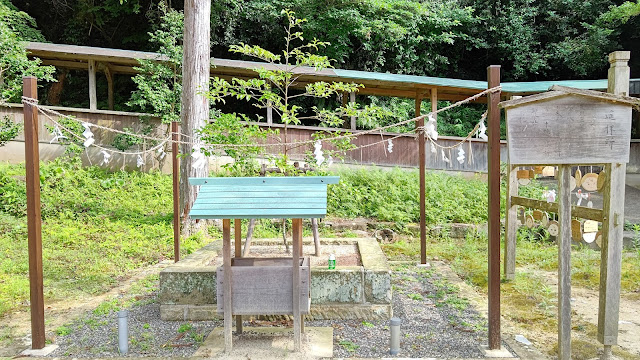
left=23, top=76, right=45, bottom=349
left=487, top=65, right=501, bottom=350
left=172, top=121, right=180, bottom=262
left=416, top=91, right=426, bottom=265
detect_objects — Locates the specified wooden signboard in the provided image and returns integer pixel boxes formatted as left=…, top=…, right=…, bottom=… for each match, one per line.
left=501, top=89, right=635, bottom=165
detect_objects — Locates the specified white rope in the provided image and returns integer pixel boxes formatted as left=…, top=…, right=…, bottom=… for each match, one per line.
left=20, top=85, right=501, bottom=154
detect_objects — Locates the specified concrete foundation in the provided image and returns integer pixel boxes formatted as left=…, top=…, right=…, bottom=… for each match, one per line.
left=159, top=238, right=392, bottom=321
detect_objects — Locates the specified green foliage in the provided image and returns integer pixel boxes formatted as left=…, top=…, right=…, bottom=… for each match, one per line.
left=0, top=160, right=208, bottom=316
left=0, top=1, right=55, bottom=102
left=44, top=116, right=85, bottom=158
left=112, top=125, right=152, bottom=151
left=199, top=113, right=276, bottom=176
left=328, top=168, right=488, bottom=224
left=128, top=3, right=183, bottom=124
left=0, top=115, right=21, bottom=146
left=177, top=323, right=193, bottom=333
left=206, top=10, right=383, bottom=171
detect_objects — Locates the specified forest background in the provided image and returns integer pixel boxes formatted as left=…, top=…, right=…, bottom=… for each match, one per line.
left=2, top=0, right=640, bottom=137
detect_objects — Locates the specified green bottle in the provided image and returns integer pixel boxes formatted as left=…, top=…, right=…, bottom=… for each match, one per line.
left=328, top=254, right=336, bottom=269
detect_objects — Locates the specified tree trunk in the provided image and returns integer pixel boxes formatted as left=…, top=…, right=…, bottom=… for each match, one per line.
left=179, top=0, right=211, bottom=234
left=47, top=69, right=68, bottom=106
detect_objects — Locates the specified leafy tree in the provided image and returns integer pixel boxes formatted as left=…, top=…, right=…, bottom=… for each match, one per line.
left=128, top=3, right=183, bottom=124
left=0, top=0, right=55, bottom=102
left=0, top=116, right=21, bottom=147
left=206, top=10, right=387, bottom=174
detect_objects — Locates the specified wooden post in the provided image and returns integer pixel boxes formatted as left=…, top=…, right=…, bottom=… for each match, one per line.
left=416, top=91, right=426, bottom=265
left=598, top=51, right=630, bottom=351
left=350, top=92, right=356, bottom=130
left=88, top=59, right=97, bottom=110
left=234, top=219, right=243, bottom=334
left=312, top=218, right=320, bottom=256
left=222, top=219, right=232, bottom=352
left=557, top=165, right=572, bottom=360
left=292, top=218, right=302, bottom=351
left=487, top=65, right=501, bottom=350
left=172, top=122, right=180, bottom=262
left=179, top=0, right=211, bottom=222
left=23, top=76, right=45, bottom=350
left=104, top=65, right=114, bottom=111
left=267, top=101, right=273, bottom=125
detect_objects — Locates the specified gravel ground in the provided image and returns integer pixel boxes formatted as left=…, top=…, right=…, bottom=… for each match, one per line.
left=48, top=264, right=510, bottom=358
left=308, top=263, right=495, bottom=358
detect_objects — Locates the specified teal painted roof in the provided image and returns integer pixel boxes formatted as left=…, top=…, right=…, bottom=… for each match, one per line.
left=334, top=69, right=488, bottom=90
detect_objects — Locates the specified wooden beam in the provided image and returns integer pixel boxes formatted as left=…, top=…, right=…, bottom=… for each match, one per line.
left=172, top=122, right=180, bottom=262
left=23, top=77, right=45, bottom=350
left=504, top=165, right=518, bottom=280
left=557, top=165, right=572, bottom=360
left=88, top=59, right=97, bottom=110
left=487, top=65, right=501, bottom=350
left=510, top=196, right=604, bottom=222
left=267, top=101, right=273, bottom=125
left=416, top=91, right=426, bottom=265
left=292, top=218, right=302, bottom=351
left=222, top=219, right=232, bottom=352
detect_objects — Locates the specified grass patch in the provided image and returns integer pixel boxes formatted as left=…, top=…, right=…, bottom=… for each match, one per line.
left=339, top=339, right=359, bottom=353
left=0, top=160, right=209, bottom=317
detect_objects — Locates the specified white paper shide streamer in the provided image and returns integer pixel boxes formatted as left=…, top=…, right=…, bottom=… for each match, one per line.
left=425, top=114, right=438, bottom=140
left=82, top=123, right=95, bottom=147
left=543, top=190, right=557, bottom=203
left=441, top=149, right=450, bottom=163
left=314, top=140, right=325, bottom=166
left=101, top=150, right=111, bottom=165
left=136, top=154, right=145, bottom=168
left=157, top=147, right=167, bottom=160
left=49, top=126, right=67, bottom=144
left=191, top=145, right=207, bottom=171
left=477, top=120, right=488, bottom=141
left=387, top=139, right=394, bottom=153
left=457, top=147, right=465, bottom=164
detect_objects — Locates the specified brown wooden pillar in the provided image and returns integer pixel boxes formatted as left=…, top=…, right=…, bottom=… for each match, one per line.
left=23, top=76, right=45, bottom=349
left=416, top=91, right=426, bottom=265
left=104, top=65, right=114, bottom=111
left=487, top=65, right=501, bottom=350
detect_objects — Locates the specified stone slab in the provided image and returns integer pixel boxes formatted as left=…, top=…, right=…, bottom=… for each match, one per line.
left=479, top=345, right=515, bottom=358
left=311, top=267, right=363, bottom=304
left=21, top=344, right=59, bottom=356
left=193, top=326, right=332, bottom=359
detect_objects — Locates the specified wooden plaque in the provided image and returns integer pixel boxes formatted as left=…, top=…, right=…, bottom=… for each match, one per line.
left=505, top=95, right=632, bottom=165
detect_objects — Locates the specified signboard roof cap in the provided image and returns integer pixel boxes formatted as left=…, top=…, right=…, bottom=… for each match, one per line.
left=499, top=85, right=640, bottom=110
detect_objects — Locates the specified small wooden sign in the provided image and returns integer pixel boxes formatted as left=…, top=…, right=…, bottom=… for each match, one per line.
left=525, top=214, right=535, bottom=228
left=533, top=210, right=543, bottom=221
left=572, top=219, right=582, bottom=241
left=542, top=166, right=556, bottom=177
left=541, top=213, right=549, bottom=227
left=597, top=171, right=606, bottom=192
left=582, top=173, right=599, bottom=192
left=575, top=169, right=582, bottom=187
left=583, top=220, right=599, bottom=233
left=548, top=221, right=559, bottom=237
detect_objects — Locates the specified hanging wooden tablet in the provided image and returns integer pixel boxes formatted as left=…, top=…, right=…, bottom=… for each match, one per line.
left=548, top=221, right=559, bottom=237
left=581, top=173, right=599, bottom=192
left=542, top=166, right=556, bottom=177
left=570, top=176, right=577, bottom=191
left=575, top=169, right=582, bottom=187
left=595, top=231, right=603, bottom=248
left=582, top=220, right=599, bottom=243
left=525, top=214, right=535, bottom=228
left=541, top=212, right=549, bottom=227
left=597, top=171, right=606, bottom=192
left=533, top=210, right=543, bottom=221
left=571, top=219, right=582, bottom=242
left=529, top=169, right=535, bottom=179
left=517, top=169, right=531, bottom=185
left=534, top=166, right=544, bottom=174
